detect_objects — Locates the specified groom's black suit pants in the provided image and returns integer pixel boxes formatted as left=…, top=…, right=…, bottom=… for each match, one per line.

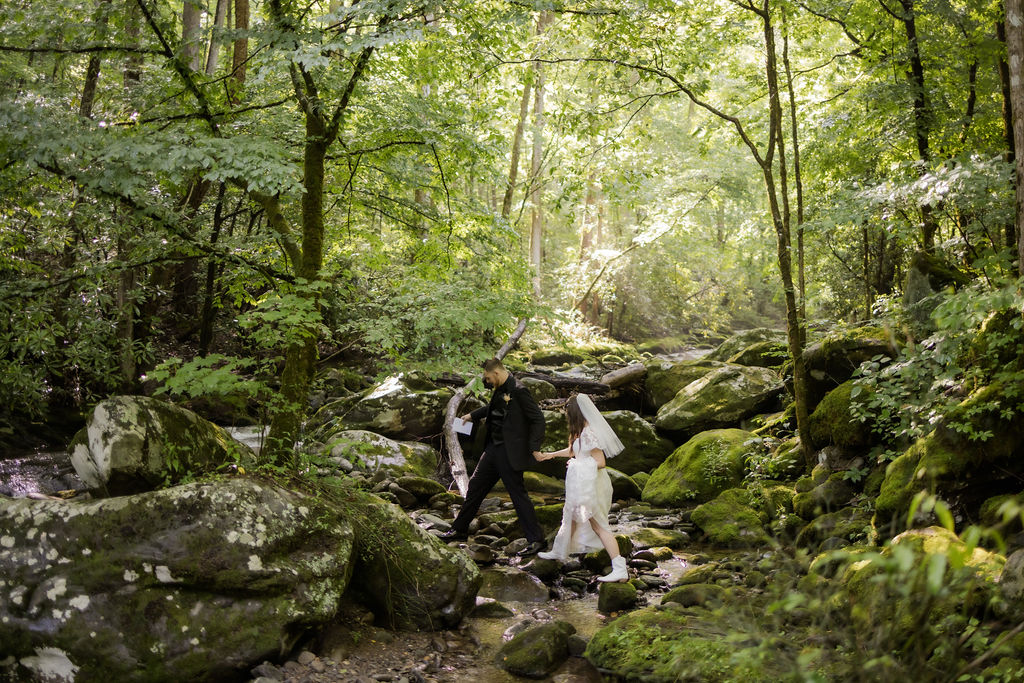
left=451, top=443, right=543, bottom=543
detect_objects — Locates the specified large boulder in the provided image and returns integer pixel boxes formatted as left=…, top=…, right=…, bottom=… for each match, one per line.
left=795, top=506, right=875, bottom=551
left=800, top=326, right=898, bottom=410
left=644, top=358, right=727, bottom=411
left=654, top=365, right=783, bottom=440
left=690, top=488, right=770, bottom=547
left=704, top=328, right=787, bottom=363
left=478, top=567, right=549, bottom=603
left=792, top=473, right=856, bottom=521
left=602, top=411, right=675, bottom=475
left=875, top=379, right=1024, bottom=532
left=0, top=477, right=354, bottom=682
left=806, top=380, right=874, bottom=450
left=311, top=373, right=454, bottom=441
left=68, top=396, right=255, bottom=495
left=322, top=430, right=439, bottom=477
left=642, top=429, right=754, bottom=507
left=348, top=491, right=481, bottom=629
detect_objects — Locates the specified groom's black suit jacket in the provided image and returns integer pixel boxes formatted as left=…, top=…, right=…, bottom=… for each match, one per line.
left=470, top=375, right=545, bottom=472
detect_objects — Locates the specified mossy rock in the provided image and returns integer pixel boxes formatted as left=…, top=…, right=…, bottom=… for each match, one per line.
left=800, top=326, right=899, bottom=410
left=705, top=328, right=788, bottom=363
left=395, top=476, right=447, bottom=500
left=980, top=493, right=1024, bottom=529
left=479, top=567, right=549, bottom=603
left=496, top=620, right=575, bottom=678
left=636, top=336, right=694, bottom=355
left=644, top=358, right=727, bottom=410
left=675, top=562, right=719, bottom=585
left=602, top=411, right=675, bottom=475
left=746, top=480, right=796, bottom=520
left=631, top=471, right=651, bottom=491
left=642, top=429, right=754, bottom=506
left=690, top=488, right=770, bottom=547
left=582, top=536, right=635, bottom=572
left=875, top=378, right=1024, bottom=531
left=67, top=396, right=256, bottom=494
left=661, top=583, right=726, bottom=608
left=792, top=473, right=856, bottom=520
left=807, top=380, right=873, bottom=449
left=654, top=365, right=784, bottom=439
left=521, top=377, right=558, bottom=401
left=631, top=527, right=690, bottom=550
left=962, top=308, right=1024, bottom=376
left=319, top=374, right=454, bottom=441
left=607, top=467, right=642, bottom=501
left=727, top=340, right=789, bottom=368
left=534, top=503, right=565, bottom=533
left=321, top=430, right=438, bottom=478
left=598, top=582, right=638, bottom=613
left=795, top=506, right=876, bottom=551
left=584, top=607, right=774, bottom=682
left=522, top=471, right=565, bottom=495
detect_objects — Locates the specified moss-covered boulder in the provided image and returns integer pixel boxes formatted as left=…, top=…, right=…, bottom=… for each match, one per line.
left=644, top=358, right=727, bottom=410
left=807, top=381, right=873, bottom=449
left=602, top=411, right=675, bottom=475
left=584, top=606, right=773, bottom=682
left=875, top=379, right=1024, bottom=531
left=0, top=477, right=353, bottom=682
left=636, top=336, right=694, bottom=355
left=394, top=475, right=447, bottom=501
left=316, top=373, right=454, bottom=441
left=323, top=430, right=438, bottom=477
left=520, top=377, right=558, bottom=401
left=654, top=365, right=783, bottom=440
left=690, top=488, right=770, bottom=547
left=792, top=473, right=856, bottom=521
left=642, top=429, right=754, bottom=506
left=607, top=467, right=642, bottom=501
left=631, top=527, right=690, bottom=550
left=800, top=326, right=898, bottom=410
left=349, top=491, right=481, bottom=629
left=727, top=340, right=790, bottom=368
left=795, top=506, right=875, bottom=551
left=705, top=328, right=788, bottom=363
left=495, top=620, right=576, bottom=678
left=522, top=471, right=565, bottom=495
left=598, top=581, right=638, bottom=613
left=661, top=583, right=726, bottom=608
left=67, top=396, right=255, bottom=495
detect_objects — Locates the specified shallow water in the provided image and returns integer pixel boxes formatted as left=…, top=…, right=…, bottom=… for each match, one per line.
left=0, top=448, right=83, bottom=498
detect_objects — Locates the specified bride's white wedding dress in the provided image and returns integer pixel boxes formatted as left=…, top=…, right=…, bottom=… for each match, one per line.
left=543, top=425, right=613, bottom=559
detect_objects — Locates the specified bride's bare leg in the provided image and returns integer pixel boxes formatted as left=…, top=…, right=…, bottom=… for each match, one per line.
left=589, top=518, right=619, bottom=558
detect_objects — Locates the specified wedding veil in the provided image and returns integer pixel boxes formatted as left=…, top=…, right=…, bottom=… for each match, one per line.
left=576, top=393, right=624, bottom=457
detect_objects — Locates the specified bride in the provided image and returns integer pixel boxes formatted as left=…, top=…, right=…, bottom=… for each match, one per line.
left=535, top=393, right=629, bottom=583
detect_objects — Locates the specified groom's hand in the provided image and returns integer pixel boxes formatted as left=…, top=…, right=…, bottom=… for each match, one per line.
left=460, top=414, right=472, bottom=422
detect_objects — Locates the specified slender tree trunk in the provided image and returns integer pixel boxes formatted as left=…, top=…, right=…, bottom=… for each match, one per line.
left=205, top=0, right=229, bottom=76
left=897, top=0, right=939, bottom=250
left=1009, top=0, right=1024, bottom=270
left=782, top=7, right=806, bottom=338
left=231, top=0, right=249, bottom=103
left=501, top=78, right=533, bottom=220
left=863, top=225, right=872, bottom=319
left=998, top=7, right=1019, bottom=267
left=123, top=0, right=142, bottom=87
left=116, top=235, right=137, bottom=392
left=527, top=12, right=551, bottom=297
left=182, top=0, right=203, bottom=72
left=79, top=0, right=113, bottom=118
left=198, top=182, right=227, bottom=356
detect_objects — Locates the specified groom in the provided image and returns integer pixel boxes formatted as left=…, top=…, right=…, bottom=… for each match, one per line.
left=441, top=358, right=546, bottom=556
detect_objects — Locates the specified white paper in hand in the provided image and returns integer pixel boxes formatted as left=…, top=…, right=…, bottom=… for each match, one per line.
left=452, top=417, right=473, bottom=436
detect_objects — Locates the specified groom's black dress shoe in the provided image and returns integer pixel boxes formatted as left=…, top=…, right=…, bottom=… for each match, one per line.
left=439, top=529, right=468, bottom=542
left=517, top=540, right=546, bottom=557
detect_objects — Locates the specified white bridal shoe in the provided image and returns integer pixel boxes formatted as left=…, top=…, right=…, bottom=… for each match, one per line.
left=597, top=555, right=629, bottom=582
left=537, top=550, right=567, bottom=561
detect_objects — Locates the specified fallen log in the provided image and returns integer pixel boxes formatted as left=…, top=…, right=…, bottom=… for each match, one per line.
left=600, top=362, right=647, bottom=389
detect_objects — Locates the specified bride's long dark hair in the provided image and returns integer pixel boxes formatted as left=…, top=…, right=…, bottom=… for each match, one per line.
left=565, top=394, right=586, bottom=446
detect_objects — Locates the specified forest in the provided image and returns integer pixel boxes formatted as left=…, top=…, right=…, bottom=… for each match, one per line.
left=3, top=0, right=1024, bottom=681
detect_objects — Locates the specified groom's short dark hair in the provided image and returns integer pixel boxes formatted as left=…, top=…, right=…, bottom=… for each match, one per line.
left=481, top=358, right=504, bottom=372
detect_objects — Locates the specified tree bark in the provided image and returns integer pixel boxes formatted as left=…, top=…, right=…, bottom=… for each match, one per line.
left=1008, top=0, right=1024, bottom=270
left=501, top=77, right=532, bottom=219
left=79, top=0, right=113, bottom=118
left=123, top=0, right=142, bottom=87
left=527, top=11, right=552, bottom=297
left=205, top=0, right=229, bottom=76
left=181, top=0, right=203, bottom=72
left=231, top=0, right=249, bottom=103
left=782, top=6, right=806, bottom=337
left=998, top=7, right=1019, bottom=267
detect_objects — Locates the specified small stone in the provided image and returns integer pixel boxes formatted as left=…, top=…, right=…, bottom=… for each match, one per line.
left=251, top=662, right=283, bottom=680
left=471, top=597, right=516, bottom=618
left=506, top=538, right=529, bottom=555
left=297, top=651, right=316, bottom=666
left=310, top=659, right=326, bottom=673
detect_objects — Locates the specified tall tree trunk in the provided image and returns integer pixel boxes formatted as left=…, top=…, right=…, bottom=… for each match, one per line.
left=998, top=6, right=1019, bottom=267
left=527, top=12, right=551, bottom=297
left=760, top=0, right=813, bottom=467
left=182, top=0, right=203, bottom=72
left=897, top=0, right=939, bottom=250
left=123, top=0, right=142, bottom=87
left=501, top=77, right=533, bottom=220
left=116, top=235, right=137, bottom=392
left=205, top=0, right=229, bottom=76
left=198, top=182, right=227, bottom=356
left=782, top=6, right=806, bottom=338
left=1008, top=0, right=1024, bottom=270
left=79, top=0, right=113, bottom=118
left=231, top=0, right=249, bottom=103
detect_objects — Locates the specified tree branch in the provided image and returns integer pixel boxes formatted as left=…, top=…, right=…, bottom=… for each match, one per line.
left=0, top=44, right=162, bottom=55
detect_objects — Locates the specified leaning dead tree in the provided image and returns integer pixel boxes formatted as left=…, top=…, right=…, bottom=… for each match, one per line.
left=443, top=318, right=529, bottom=496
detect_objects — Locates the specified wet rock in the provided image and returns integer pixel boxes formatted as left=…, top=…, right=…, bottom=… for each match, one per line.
left=598, top=582, right=638, bottom=613
left=675, top=562, right=719, bottom=586
left=496, top=620, right=576, bottom=678
left=480, top=567, right=550, bottom=603
left=68, top=396, right=255, bottom=495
